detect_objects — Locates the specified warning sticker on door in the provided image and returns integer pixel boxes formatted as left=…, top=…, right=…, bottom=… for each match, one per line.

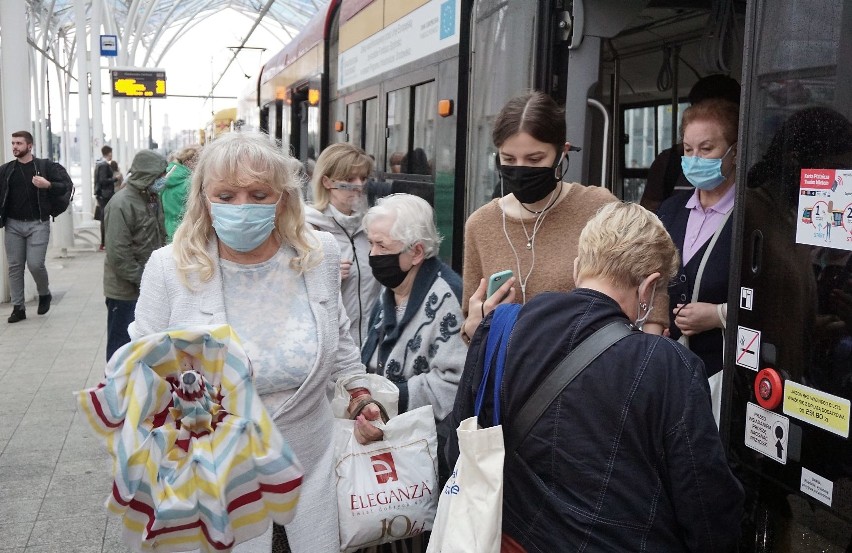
left=800, top=467, right=833, bottom=507
left=736, top=326, right=760, bottom=371
left=745, top=402, right=788, bottom=465
left=783, top=380, right=850, bottom=438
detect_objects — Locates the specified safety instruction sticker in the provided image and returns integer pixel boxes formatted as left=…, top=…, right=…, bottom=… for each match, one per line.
left=740, top=287, right=754, bottom=310
left=745, top=402, right=788, bottom=464
left=783, top=380, right=850, bottom=438
left=801, top=467, right=833, bottom=507
left=795, top=168, right=852, bottom=251
left=735, top=326, right=760, bottom=371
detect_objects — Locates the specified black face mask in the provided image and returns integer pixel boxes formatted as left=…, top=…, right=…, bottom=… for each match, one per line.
left=369, top=253, right=410, bottom=289
left=499, top=155, right=564, bottom=204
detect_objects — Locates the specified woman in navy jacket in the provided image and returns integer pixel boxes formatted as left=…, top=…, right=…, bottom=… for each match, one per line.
left=448, top=202, right=744, bottom=552
left=658, top=99, right=739, bottom=426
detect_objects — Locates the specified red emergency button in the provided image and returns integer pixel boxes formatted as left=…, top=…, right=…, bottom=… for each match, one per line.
left=754, top=367, right=783, bottom=410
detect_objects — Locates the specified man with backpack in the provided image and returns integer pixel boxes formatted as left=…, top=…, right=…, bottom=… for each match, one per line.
left=94, top=145, right=119, bottom=250
left=0, top=130, right=74, bottom=323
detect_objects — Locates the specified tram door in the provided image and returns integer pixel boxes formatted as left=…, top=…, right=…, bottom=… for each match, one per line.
left=727, top=0, right=852, bottom=550
left=289, top=81, right=321, bottom=164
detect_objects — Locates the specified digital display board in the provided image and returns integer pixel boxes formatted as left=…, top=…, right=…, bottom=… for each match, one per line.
left=111, top=69, right=166, bottom=98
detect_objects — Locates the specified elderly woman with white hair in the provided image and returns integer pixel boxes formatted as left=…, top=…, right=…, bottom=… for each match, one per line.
left=362, top=194, right=466, bottom=475
left=130, top=132, right=383, bottom=552
left=448, top=202, right=744, bottom=553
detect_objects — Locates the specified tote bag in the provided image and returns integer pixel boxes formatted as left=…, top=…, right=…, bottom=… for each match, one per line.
left=426, top=304, right=520, bottom=553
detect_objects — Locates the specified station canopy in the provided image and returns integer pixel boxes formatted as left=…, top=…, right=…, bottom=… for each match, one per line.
left=25, top=0, right=326, bottom=60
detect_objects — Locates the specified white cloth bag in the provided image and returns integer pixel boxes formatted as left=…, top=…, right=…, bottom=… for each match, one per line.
left=426, top=416, right=505, bottom=553
left=335, top=405, right=439, bottom=552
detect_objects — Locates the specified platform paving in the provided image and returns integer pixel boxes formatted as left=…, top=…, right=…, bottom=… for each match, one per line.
left=0, top=247, right=135, bottom=552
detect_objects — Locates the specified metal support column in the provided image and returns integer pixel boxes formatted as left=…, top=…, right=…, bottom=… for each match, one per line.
left=0, top=0, right=35, bottom=302
left=90, top=0, right=104, bottom=176
left=75, top=0, right=93, bottom=221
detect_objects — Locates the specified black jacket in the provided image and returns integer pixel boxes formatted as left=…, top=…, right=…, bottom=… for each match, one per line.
left=447, top=289, right=744, bottom=552
left=658, top=190, right=732, bottom=377
left=94, top=160, right=116, bottom=201
left=0, top=157, right=73, bottom=227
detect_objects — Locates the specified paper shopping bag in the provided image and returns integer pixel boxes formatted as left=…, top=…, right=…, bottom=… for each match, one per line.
left=426, top=416, right=505, bottom=553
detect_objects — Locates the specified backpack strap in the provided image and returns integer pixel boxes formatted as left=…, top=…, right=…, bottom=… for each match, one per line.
left=505, top=321, right=635, bottom=453
left=34, top=158, right=47, bottom=181
left=474, top=303, right=521, bottom=427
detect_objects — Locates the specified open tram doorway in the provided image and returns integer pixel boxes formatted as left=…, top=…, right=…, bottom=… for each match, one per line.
left=726, top=0, right=852, bottom=550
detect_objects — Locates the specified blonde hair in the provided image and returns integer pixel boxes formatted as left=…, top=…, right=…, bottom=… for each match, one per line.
left=310, top=143, right=373, bottom=211
left=172, top=132, right=321, bottom=287
left=576, top=202, right=679, bottom=289
left=363, top=194, right=442, bottom=258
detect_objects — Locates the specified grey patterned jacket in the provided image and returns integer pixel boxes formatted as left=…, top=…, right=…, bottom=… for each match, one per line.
left=361, top=256, right=466, bottom=421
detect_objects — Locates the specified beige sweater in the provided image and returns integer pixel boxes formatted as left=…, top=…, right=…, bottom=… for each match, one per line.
left=462, top=182, right=669, bottom=327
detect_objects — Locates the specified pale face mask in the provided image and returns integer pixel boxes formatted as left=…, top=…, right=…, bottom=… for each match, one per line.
left=210, top=200, right=279, bottom=253
left=635, top=284, right=657, bottom=330
left=680, top=143, right=736, bottom=191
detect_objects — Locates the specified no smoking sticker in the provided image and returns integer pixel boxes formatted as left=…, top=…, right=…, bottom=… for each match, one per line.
left=736, top=326, right=761, bottom=371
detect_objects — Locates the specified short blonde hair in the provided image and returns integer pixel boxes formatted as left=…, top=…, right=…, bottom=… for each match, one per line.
left=576, top=202, right=679, bottom=288
left=363, top=193, right=442, bottom=259
left=310, top=143, right=373, bottom=211
left=172, top=132, right=321, bottom=287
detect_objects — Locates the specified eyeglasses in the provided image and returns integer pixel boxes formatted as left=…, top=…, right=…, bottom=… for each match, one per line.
left=333, top=182, right=364, bottom=191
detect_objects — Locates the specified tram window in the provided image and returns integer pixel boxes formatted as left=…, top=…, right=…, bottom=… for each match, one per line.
left=623, top=102, right=688, bottom=169
left=364, top=98, right=379, bottom=161
left=410, top=81, right=436, bottom=175
left=306, top=104, right=320, bottom=162
left=386, top=88, right=411, bottom=173
left=465, top=0, right=537, bottom=215
left=346, top=102, right=362, bottom=147
left=281, top=104, right=291, bottom=151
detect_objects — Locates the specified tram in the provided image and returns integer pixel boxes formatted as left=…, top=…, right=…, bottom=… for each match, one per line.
left=239, top=1, right=852, bottom=549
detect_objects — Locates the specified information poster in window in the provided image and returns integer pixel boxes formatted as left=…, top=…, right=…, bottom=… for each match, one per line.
left=796, top=169, right=852, bottom=251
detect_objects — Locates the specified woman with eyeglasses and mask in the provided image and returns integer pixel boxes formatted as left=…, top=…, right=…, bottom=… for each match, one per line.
left=461, top=91, right=669, bottom=344
left=305, top=143, right=382, bottom=349
left=130, top=132, right=384, bottom=552
left=657, top=98, right=739, bottom=426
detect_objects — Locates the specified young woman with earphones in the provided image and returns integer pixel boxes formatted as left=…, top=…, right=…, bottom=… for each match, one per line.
left=657, top=98, right=740, bottom=427
left=460, top=91, right=670, bottom=344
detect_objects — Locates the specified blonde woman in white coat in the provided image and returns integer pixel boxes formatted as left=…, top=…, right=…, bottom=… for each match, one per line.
left=130, top=132, right=384, bottom=553
left=304, top=143, right=382, bottom=349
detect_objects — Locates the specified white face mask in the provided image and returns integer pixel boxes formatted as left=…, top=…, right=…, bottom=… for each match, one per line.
left=635, top=284, right=657, bottom=330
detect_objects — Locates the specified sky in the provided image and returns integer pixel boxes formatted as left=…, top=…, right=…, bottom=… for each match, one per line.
left=65, top=7, right=292, bottom=150
left=148, top=8, right=289, bottom=143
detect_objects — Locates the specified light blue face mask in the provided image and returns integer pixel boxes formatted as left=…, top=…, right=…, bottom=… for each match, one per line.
left=149, top=175, right=167, bottom=193
left=210, top=202, right=278, bottom=252
left=681, top=143, right=736, bottom=191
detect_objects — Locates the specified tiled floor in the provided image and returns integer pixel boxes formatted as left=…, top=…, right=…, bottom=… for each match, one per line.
left=0, top=247, right=133, bottom=552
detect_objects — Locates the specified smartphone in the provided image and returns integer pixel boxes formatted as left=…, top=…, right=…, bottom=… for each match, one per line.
left=487, top=270, right=514, bottom=299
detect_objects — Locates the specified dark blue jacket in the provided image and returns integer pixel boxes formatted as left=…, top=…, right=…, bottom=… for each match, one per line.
left=658, top=190, right=732, bottom=377
left=447, top=289, right=743, bottom=552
